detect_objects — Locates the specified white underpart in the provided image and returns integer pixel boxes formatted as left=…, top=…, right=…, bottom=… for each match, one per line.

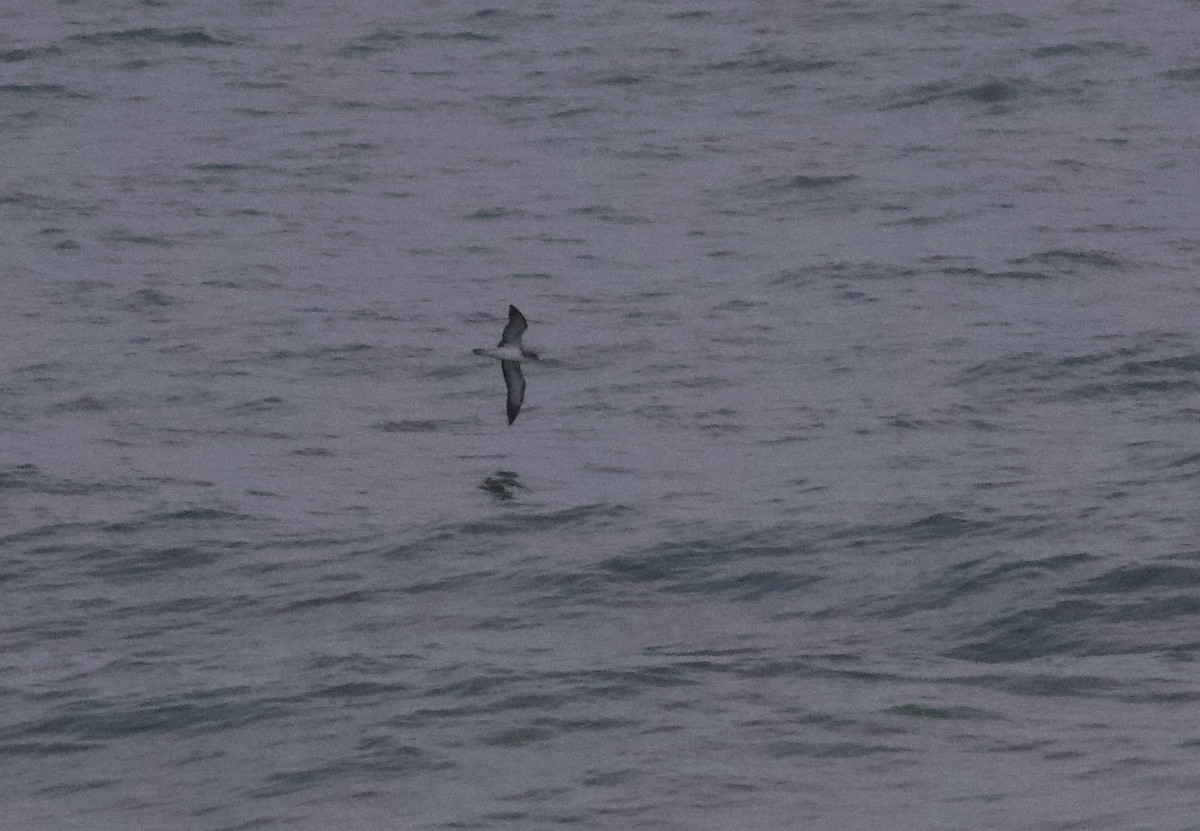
left=477, top=346, right=528, bottom=361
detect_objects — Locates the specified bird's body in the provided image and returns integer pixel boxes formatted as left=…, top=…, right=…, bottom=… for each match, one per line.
left=474, top=305, right=538, bottom=424
left=472, top=345, right=528, bottom=362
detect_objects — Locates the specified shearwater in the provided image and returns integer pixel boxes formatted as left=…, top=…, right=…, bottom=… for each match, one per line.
left=473, top=305, right=539, bottom=425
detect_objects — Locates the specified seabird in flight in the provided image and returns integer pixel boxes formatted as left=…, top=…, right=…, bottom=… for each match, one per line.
left=473, top=305, right=539, bottom=424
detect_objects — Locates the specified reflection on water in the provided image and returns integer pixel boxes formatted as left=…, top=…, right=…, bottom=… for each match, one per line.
left=480, top=470, right=522, bottom=500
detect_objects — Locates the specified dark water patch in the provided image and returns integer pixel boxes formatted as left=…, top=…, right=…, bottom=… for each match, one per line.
left=1105, top=594, right=1200, bottom=625
left=0, top=741, right=102, bottom=755
left=1009, top=248, right=1125, bottom=274
left=736, top=655, right=888, bottom=682
left=885, top=212, right=959, bottom=228
left=0, top=522, right=82, bottom=549
left=123, top=288, right=178, bottom=310
left=599, top=533, right=810, bottom=596
left=957, top=351, right=1066, bottom=386
left=1117, top=353, right=1200, bottom=376
left=400, top=570, right=498, bottom=596
left=571, top=205, right=649, bottom=224
left=283, top=590, right=372, bottom=612
left=451, top=503, right=633, bottom=538
left=414, top=666, right=696, bottom=713
left=310, top=681, right=410, bottom=699
left=153, top=507, right=246, bottom=523
left=226, top=396, right=286, bottom=414
left=902, top=512, right=989, bottom=541
left=602, top=549, right=713, bottom=584
left=886, top=77, right=1028, bottom=110
left=468, top=206, right=515, bottom=220
left=339, top=30, right=406, bottom=57
left=0, top=83, right=85, bottom=98
left=1062, top=350, right=1200, bottom=400
left=767, top=740, right=905, bottom=758
left=954, top=342, right=1200, bottom=403
left=582, top=768, right=637, bottom=786
left=1029, top=43, right=1085, bottom=58
left=666, top=570, right=822, bottom=601
left=595, top=74, right=644, bottom=86
left=475, top=615, right=534, bottom=630
left=230, top=107, right=277, bottom=118
left=424, top=674, right=518, bottom=701
left=641, top=644, right=763, bottom=660
left=582, top=666, right=700, bottom=696
left=99, top=507, right=253, bottom=535
left=71, top=28, right=236, bottom=47
left=491, top=94, right=546, bottom=109
left=341, top=28, right=496, bottom=56
left=0, top=193, right=66, bottom=213
left=1159, top=66, right=1200, bottom=82
left=32, top=779, right=117, bottom=797
left=1121, top=689, right=1200, bottom=705
left=984, top=269, right=1053, bottom=281
left=1, top=46, right=62, bottom=63
left=109, top=596, right=229, bottom=619
left=1167, top=451, right=1200, bottom=469
left=963, top=80, right=1022, bottom=104
left=47, top=395, right=109, bottom=413
left=79, top=545, right=222, bottom=578
left=548, top=106, right=597, bottom=119
left=764, top=174, right=857, bottom=191
left=189, top=162, right=268, bottom=173
left=515, top=569, right=608, bottom=605
left=105, top=229, right=174, bottom=248
left=887, top=703, right=995, bottom=720
left=947, top=600, right=1109, bottom=662
left=252, top=740, right=449, bottom=797
left=1030, top=41, right=1129, bottom=59
left=825, top=513, right=995, bottom=554
left=483, top=717, right=632, bottom=747
left=707, top=54, right=835, bottom=74
left=924, top=552, right=1095, bottom=607
left=416, top=30, right=500, bottom=42
left=372, top=419, right=448, bottom=433
left=305, top=653, right=421, bottom=675
left=1065, top=562, right=1200, bottom=596
left=951, top=673, right=1117, bottom=698
left=486, top=693, right=570, bottom=714
left=5, top=694, right=292, bottom=742
left=0, top=464, right=132, bottom=496
left=1065, top=379, right=1200, bottom=402
left=772, top=261, right=915, bottom=285
left=886, top=415, right=930, bottom=429
left=291, top=446, right=334, bottom=457
left=715, top=298, right=765, bottom=312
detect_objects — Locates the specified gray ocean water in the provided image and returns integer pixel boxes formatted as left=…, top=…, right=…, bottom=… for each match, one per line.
left=4, top=0, right=1200, bottom=828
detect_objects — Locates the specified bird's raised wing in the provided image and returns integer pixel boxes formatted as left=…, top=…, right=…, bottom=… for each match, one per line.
left=498, top=305, right=528, bottom=347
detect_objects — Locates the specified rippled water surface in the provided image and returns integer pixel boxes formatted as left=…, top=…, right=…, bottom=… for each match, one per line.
left=4, top=0, right=1200, bottom=828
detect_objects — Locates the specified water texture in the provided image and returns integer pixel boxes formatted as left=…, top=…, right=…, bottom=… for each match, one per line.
left=3, top=0, right=1200, bottom=828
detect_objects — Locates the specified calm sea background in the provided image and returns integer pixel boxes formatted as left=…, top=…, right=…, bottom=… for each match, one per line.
left=4, top=0, right=1200, bottom=828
